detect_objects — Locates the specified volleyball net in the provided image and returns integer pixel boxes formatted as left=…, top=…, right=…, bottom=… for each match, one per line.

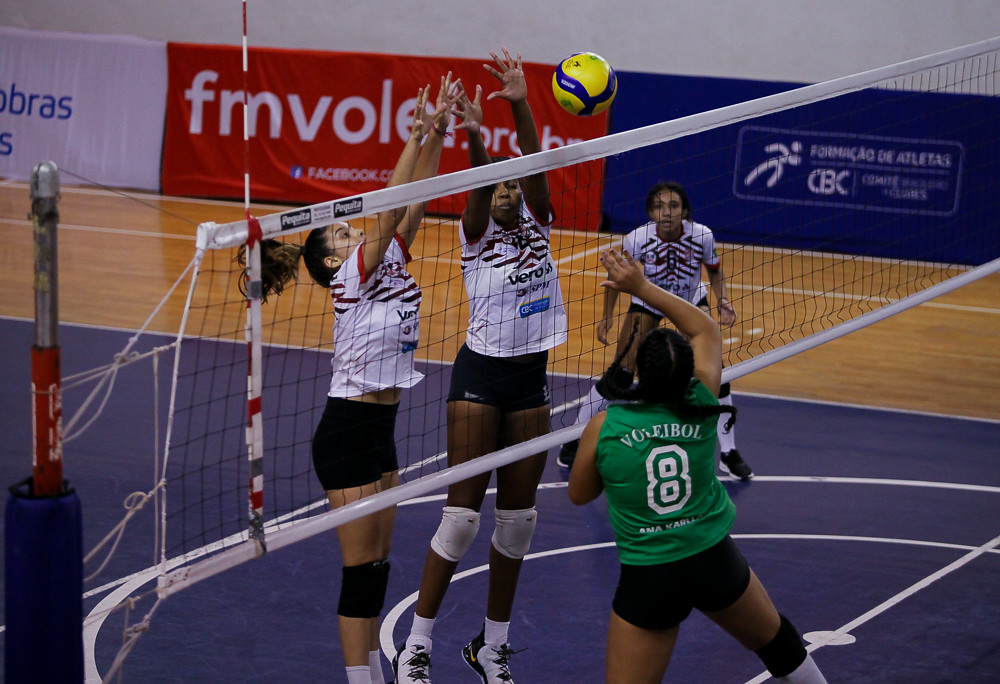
left=84, top=36, right=1000, bottom=678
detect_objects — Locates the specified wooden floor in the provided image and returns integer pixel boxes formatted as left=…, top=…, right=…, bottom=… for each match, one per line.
left=1, top=181, right=998, bottom=421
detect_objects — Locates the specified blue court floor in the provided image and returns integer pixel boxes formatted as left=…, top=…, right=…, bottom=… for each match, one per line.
left=2, top=318, right=999, bottom=683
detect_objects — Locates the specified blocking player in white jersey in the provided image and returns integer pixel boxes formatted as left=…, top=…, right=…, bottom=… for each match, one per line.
left=394, top=49, right=566, bottom=684
left=558, top=181, right=754, bottom=481
left=249, top=77, right=457, bottom=684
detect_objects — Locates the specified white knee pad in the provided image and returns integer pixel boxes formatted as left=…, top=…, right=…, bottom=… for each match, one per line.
left=430, top=506, right=481, bottom=563
left=491, top=507, right=537, bottom=559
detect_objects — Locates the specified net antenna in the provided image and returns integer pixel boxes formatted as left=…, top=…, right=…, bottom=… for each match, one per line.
left=83, top=35, right=1000, bottom=680
left=240, top=0, right=267, bottom=553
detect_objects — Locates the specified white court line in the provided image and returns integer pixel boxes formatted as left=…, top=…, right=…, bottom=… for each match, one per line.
left=743, top=531, right=1000, bottom=684
left=79, top=475, right=1000, bottom=680
left=379, top=527, right=1000, bottom=663
left=4, top=213, right=995, bottom=315
left=373, top=477, right=1000, bottom=661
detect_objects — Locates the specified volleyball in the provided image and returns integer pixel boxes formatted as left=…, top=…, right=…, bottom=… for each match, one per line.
left=552, top=52, right=618, bottom=116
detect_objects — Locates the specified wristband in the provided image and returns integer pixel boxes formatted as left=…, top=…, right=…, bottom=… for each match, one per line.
left=432, top=124, right=452, bottom=138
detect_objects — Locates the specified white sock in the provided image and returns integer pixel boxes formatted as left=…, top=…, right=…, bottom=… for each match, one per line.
left=345, top=665, right=370, bottom=684
left=716, top=393, right=736, bottom=453
left=484, top=617, right=510, bottom=647
left=368, top=650, right=385, bottom=684
left=777, top=654, right=827, bottom=683
left=407, top=614, right=435, bottom=651
left=575, top=383, right=609, bottom=426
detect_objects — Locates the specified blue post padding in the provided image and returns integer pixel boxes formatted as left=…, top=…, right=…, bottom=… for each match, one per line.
left=5, top=478, right=84, bottom=684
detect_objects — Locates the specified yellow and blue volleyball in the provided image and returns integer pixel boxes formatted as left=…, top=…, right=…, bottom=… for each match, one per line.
left=552, top=52, right=617, bottom=116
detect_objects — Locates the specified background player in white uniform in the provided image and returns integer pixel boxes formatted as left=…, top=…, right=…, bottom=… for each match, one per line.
left=251, top=78, right=457, bottom=684
left=558, top=181, right=753, bottom=481
left=394, top=49, right=565, bottom=684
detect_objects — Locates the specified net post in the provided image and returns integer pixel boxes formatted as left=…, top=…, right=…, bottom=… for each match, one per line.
left=4, top=161, right=83, bottom=683
left=30, top=160, right=64, bottom=497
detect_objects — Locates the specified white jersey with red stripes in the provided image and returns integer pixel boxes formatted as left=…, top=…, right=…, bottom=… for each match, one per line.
left=459, top=203, right=567, bottom=357
left=327, top=234, right=423, bottom=397
left=622, top=219, right=720, bottom=308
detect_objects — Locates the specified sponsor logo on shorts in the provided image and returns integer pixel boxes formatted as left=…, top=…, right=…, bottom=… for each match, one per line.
left=518, top=296, right=550, bottom=318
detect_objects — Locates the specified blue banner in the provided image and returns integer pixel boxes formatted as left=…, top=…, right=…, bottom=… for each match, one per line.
left=605, top=72, right=1000, bottom=265
left=734, top=126, right=962, bottom=216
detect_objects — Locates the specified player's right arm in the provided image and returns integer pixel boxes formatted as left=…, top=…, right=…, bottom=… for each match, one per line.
left=455, top=83, right=492, bottom=242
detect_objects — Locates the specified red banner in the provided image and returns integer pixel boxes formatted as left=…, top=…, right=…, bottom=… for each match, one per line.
left=163, top=43, right=608, bottom=228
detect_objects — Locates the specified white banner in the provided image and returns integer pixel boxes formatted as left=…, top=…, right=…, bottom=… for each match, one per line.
left=0, top=27, right=166, bottom=190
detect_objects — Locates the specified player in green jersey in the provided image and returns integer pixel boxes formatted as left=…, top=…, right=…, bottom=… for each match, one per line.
left=568, top=248, right=826, bottom=684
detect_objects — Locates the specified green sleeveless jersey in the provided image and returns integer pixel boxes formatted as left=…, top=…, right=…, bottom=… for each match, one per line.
left=596, top=381, right=736, bottom=565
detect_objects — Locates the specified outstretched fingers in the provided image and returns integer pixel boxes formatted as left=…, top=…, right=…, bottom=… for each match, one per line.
left=600, top=249, right=644, bottom=292
left=430, top=72, right=460, bottom=132
left=483, top=46, right=526, bottom=102
left=453, top=83, right=483, bottom=133
left=410, top=85, right=431, bottom=138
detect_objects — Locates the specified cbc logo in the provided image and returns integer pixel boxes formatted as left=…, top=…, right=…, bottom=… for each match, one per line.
left=808, top=169, right=851, bottom=196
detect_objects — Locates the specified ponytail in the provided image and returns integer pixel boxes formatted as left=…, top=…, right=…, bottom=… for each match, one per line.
left=236, top=239, right=303, bottom=302
left=237, top=225, right=341, bottom=301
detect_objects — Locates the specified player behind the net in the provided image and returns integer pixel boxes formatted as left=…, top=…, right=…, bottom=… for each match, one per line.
left=558, top=181, right=753, bottom=481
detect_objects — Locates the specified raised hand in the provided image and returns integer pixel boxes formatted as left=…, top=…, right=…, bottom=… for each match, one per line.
left=409, top=85, right=431, bottom=140
left=453, top=82, right=483, bottom=134
left=600, top=249, right=646, bottom=295
left=483, top=46, right=527, bottom=103
left=429, top=72, right=460, bottom=135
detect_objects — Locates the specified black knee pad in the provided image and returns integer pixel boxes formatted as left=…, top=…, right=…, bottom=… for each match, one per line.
left=337, top=559, right=390, bottom=618
left=718, top=381, right=731, bottom=398
left=754, top=614, right=807, bottom=678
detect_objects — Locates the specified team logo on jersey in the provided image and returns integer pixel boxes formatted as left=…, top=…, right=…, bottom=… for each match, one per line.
left=382, top=261, right=404, bottom=278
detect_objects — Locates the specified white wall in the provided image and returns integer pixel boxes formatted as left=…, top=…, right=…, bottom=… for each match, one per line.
left=2, top=0, right=999, bottom=83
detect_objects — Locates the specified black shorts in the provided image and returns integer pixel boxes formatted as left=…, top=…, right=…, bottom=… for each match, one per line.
left=312, top=397, right=399, bottom=490
left=612, top=535, right=751, bottom=630
left=446, top=344, right=550, bottom=412
left=628, top=293, right=709, bottom=318
left=627, top=302, right=665, bottom=321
